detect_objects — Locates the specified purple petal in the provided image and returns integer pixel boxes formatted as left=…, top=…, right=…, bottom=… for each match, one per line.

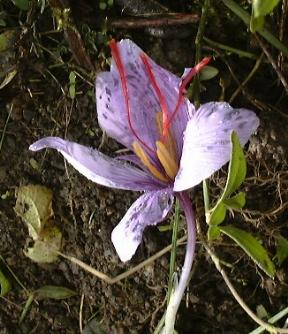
left=96, top=39, right=191, bottom=159
left=111, top=188, right=174, bottom=262
left=116, top=154, right=144, bottom=168
left=29, top=137, right=160, bottom=191
left=169, top=100, right=194, bottom=158
left=96, top=71, right=135, bottom=150
left=174, top=102, right=259, bottom=191
left=96, top=40, right=160, bottom=152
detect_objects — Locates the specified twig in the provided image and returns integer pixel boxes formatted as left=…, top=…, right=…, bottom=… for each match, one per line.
left=48, top=1, right=94, bottom=71
left=217, top=263, right=288, bottom=333
left=109, top=13, right=199, bottom=29
left=229, top=53, right=264, bottom=103
left=250, top=307, right=288, bottom=334
left=208, top=47, right=288, bottom=117
left=58, top=235, right=187, bottom=285
left=221, top=0, right=288, bottom=57
left=0, top=105, right=13, bottom=155
left=203, top=36, right=258, bottom=59
left=79, top=293, right=84, bottom=333
left=196, top=222, right=288, bottom=334
left=0, top=255, right=28, bottom=293
left=254, top=34, right=288, bottom=96
left=277, top=0, right=288, bottom=69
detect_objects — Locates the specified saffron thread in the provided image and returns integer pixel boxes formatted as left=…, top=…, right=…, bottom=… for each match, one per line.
left=167, top=57, right=211, bottom=128
left=140, top=53, right=170, bottom=138
left=109, top=40, right=155, bottom=153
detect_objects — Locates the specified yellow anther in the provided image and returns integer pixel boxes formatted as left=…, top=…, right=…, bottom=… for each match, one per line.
left=132, top=141, right=169, bottom=183
left=155, top=112, right=178, bottom=163
left=156, top=140, right=179, bottom=180
left=156, top=111, right=164, bottom=136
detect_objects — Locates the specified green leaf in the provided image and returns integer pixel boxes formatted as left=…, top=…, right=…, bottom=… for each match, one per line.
left=0, top=69, right=17, bottom=90
left=256, top=304, right=268, bottom=319
left=206, top=132, right=246, bottom=227
left=25, top=240, right=58, bottom=263
left=250, top=10, right=265, bottom=33
left=15, top=185, right=62, bottom=264
left=274, top=234, right=288, bottom=266
left=219, top=225, right=276, bottom=277
left=14, top=185, right=53, bottom=240
left=25, top=226, right=62, bottom=263
left=0, top=268, right=11, bottom=296
left=35, top=286, right=77, bottom=299
left=157, top=224, right=172, bottom=232
left=221, top=0, right=288, bottom=57
left=207, top=202, right=227, bottom=226
left=38, top=0, right=46, bottom=13
left=99, top=2, right=107, bottom=10
left=19, top=293, right=34, bottom=324
left=0, top=30, right=17, bottom=52
left=207, top=226, right=221, bottom=241
left=69, top=71, right=76, bottom=99
left=83, top=318, right=106, bottom=334
left=252, top=0, right=281, bottom=18
left=199, top=66, right=219, bottom=81
left=11, top=0, right=30, bottom=10
left=223, top=192, right=246, bottom=209
left=249, top=306, right=288, bottom=334
left=223, top=131, right=246, bottom=198
left=250, top=0, right=281, bottom=33
left=19, top=286, right=76, bottom=323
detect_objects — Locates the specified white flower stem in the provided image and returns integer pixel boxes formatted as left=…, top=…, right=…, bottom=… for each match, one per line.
left=162, top=191, right=196, bottom=334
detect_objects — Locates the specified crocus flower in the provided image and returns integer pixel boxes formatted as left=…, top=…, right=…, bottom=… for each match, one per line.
left=29, top=39, right=259, bottom=333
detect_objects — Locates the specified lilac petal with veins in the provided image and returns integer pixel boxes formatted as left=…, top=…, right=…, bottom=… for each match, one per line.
left=96, top=41, right=160, bottom=153
left=29, top=137, right=159, bottom=191
left=96, top=39, right=191, bottom=158
left=116, top=154, right=166, bottom=187
left=113, top=39, right=189, bottom=150
left=111, top=188, right=174, bottom=262
left=174, top=102, right=260, bottom=191
left=96, top=71, right=135, bottom=150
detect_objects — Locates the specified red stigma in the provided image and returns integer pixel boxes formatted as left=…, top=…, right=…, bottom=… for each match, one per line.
left=140, top=53, right=170, bottom=138
left=167, top=56, right=211, bottom=129
left=109, top=40, right=154, bottom=153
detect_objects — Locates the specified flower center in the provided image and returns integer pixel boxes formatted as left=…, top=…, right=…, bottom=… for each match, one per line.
left=109, top=39, right=211, bottom=183
left=133, top=111, right=179, bottom=183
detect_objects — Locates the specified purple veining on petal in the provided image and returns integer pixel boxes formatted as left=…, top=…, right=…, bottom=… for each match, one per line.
left=116, top=153, right=143, bottom=167
left=96, top=40, right=161, bottom=155
left=111, top=188, right=174, bottom=262
left=96, top=39, right=194, bottom=162
left=116, top=154, right=166, bottom=188
left=29, top=137, right=160, bottom=191
left=96, top=72, right=134, bottom=149
left=174, top=102, right=260, bottom=191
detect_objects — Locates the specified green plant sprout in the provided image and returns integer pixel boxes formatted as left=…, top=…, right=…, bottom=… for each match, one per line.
left=250, top=0, right=281, bottom=33
left=0, top=268, right=11, bottom=297
left=205, top=131, right=275, bottom=277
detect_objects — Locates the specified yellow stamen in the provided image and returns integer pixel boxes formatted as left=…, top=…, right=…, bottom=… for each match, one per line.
left=155, top=112, right=178, bottom=163
left=156, top=140, right=179, bottom=180
left=132, top=141, right=169, bottom=183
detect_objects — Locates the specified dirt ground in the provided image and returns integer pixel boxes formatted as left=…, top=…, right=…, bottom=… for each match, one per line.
left=1, top=0, right=288, bottom=333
